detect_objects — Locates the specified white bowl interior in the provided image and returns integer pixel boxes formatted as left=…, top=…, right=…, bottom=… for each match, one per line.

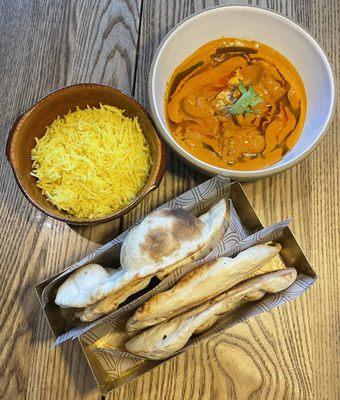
left=150, top=6, right=334, bottom=177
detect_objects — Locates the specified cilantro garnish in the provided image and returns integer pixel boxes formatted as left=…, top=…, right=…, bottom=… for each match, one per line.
left=202, top=142, right=221, bottom=159
left=230, top=81, right=263, bottom=115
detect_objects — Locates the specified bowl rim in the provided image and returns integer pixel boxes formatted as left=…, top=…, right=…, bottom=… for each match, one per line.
left=148, top=4, right=336, bottom=179
left=7, top=83, right=166, bottom=225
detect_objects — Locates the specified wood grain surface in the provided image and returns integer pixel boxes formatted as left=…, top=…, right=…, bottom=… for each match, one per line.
left=0, top=1, right=338, bottom=399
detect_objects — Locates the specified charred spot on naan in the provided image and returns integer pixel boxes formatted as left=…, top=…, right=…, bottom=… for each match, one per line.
left=161, top=208, right=204, bottom=240
left=140, top=228, right=174, bottom=261
left=140, top=208, right=204, bottom=261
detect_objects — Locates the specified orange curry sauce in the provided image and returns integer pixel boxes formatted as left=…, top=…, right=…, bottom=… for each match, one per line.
left=165, top=38, right=306, bottom=170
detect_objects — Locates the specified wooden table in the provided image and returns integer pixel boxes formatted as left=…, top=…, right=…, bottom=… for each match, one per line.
left=0, top=1, right=338, bottom=399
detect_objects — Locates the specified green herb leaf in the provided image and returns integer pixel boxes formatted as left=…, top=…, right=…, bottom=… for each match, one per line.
left=238, top=80, right=247, bottom=95
left=230, top=81, right=263, bottom=115
left=202, top=142, right=221, bottom=159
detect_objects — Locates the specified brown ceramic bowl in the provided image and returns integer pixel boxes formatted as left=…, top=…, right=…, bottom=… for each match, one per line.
left=6, top=84, right=166, bottom=225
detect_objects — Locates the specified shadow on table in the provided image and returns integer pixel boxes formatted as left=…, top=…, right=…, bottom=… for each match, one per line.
left=68, top=217, right=122, bottom=245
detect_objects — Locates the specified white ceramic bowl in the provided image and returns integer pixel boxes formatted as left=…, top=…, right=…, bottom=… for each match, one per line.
left=149, top=6, right=335, bottom=180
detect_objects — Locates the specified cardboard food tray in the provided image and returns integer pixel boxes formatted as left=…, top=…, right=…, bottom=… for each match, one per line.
left=35, top=177, right=316, bottom=395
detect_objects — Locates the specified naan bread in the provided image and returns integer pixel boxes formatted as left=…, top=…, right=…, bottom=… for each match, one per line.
left=77, top=277, right=151, bottom=322
left=120, top=208, right=205, bottom=274
left=125, top=268, right=297, bottom=360
left=193, top=266, right=297, bottom=334
left=122, top=199, right=227, bottom=277
left=55, top=200, right=227, bottom=308
left=55, top=264, right=114, bottom=308
left=192, top=299, right=242, bottom=335
left=126, top=244, right=281, bottom=332
left=156, top=200, right=228, bottom=280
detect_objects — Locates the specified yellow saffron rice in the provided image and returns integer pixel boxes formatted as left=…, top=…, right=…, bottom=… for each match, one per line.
left=31, top=105, right=151, bottom=219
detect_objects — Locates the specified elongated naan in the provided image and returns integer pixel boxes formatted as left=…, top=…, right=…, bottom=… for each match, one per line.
left=125, top=268, right=297, bottom=360
left=126, top=243, right=281, bottom=332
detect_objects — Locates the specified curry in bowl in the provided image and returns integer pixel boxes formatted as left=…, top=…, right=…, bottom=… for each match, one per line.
left=166, top=38, right=306, bottom=171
